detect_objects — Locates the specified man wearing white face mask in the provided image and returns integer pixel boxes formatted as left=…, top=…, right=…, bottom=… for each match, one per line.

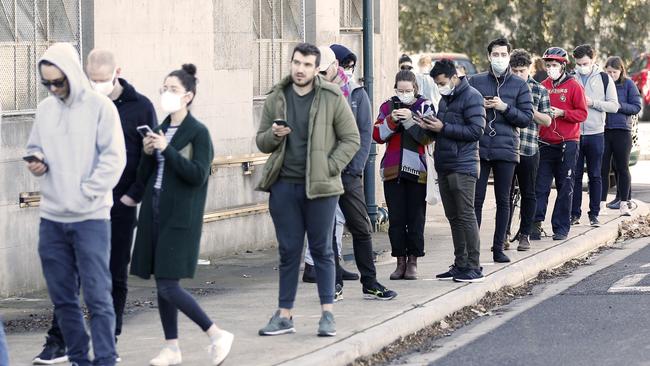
left=469, top=37, right=533, bottom=264
left=31, top=49, right=157, bottom=365
left=569, top=44, right=619, bottom=228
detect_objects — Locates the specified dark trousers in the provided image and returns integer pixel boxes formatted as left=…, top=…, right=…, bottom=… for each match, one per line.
left=439, top=173, right=481, bottom=269
left=572, top=133, right=604, bottom=219
left=269, top=181, right=338, bottom=309
left=38, top=219, right=116, bottom=366
left=534, top=141, right=579, bottom=236
left=514, top=153, right=540, bottom=236
left=383, top=179, right=427, bottom=258
left=47, top=201, right=137, bottom=345
left=601, top=129, right=632, bottom=202
left=474, top=159, right=517, bottom=250
left=155, top=278, right=213, bottom=340
left=332, top=174, right=377, bottom=287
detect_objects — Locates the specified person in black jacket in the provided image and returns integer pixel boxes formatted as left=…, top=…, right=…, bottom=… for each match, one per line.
left=469, top=38, right=533, bottom=263
left=418, top=59, right=486, bottom=283
left=31, top=49, right=158, bottom=365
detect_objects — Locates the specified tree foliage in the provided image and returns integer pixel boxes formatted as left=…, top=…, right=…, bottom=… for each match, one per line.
left=399, top=0, right=650, bottom=69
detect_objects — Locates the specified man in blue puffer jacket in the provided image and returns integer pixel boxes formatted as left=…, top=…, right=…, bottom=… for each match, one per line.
left=418, top=58, right=486, bottom=283
left=469, top=37, right=533, bottom=263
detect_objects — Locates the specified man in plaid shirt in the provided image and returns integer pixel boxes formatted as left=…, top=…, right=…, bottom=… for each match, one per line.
left=509, top=49, right=552, bottom=250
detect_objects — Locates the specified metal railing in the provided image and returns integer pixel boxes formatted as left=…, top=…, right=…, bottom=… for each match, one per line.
left=253, top=0, right=305, bottom=97
left=0, top=0, right=81, bottom=114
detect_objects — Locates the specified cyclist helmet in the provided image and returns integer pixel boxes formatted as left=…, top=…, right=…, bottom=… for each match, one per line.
left=542, top=47, right=568, bottom=63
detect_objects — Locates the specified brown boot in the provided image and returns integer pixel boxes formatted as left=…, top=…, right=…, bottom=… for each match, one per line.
left=404, top=256, right=418, bottom=280
left=390, top=256, right=407, bottom=280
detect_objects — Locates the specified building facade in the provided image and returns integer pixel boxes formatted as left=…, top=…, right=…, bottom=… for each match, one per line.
left=0, top=0, right=398, bottom=296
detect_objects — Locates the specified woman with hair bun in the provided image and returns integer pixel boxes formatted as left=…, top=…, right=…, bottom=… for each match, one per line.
left=130, top=64, right=234, bottom=366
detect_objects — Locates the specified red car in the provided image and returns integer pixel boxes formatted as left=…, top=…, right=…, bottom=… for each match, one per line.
left=629, top=53, right=650, bottom=120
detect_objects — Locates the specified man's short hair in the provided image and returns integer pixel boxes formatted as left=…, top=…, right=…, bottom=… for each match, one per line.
left=87, top=49, right=117, bottom=70
left=509, top=49, right=532, bottom=68
left=573, top=44, right=595, bottom=59
left=487, top=37, right=512, bottom=54
left=292, top=43, right=321, bottom=67
left=430, top=58, right=457, bottom=79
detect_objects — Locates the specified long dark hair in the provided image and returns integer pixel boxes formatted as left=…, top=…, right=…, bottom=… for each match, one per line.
left=604, top=56, right=627, bottom=84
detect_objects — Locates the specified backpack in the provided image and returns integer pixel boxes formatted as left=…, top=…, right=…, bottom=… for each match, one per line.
left=600, top=71, right=609, bottom=92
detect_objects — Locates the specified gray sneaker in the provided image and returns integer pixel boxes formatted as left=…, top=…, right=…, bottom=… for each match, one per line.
left=258, top=310, right=295, bottom=336
left=517, top=235, right=531, bottom=251
left=317, top=311, right=336, bottom=337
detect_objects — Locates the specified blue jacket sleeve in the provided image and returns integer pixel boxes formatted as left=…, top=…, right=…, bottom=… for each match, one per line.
left=502, top=81, right=533, bottom=128
left=618, top=80, right=642, bottom=116
left=345, top=88, right=373, bottom=175
left=440, top=93, right=485, bottom=142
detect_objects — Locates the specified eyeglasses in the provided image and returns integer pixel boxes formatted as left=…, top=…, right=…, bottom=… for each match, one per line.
left=343, top=64, right=355, bottom=73
left=41, top=77, right=66, bottom=89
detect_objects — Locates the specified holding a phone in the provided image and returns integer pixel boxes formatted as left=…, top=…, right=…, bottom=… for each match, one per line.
left=136, top=125, right=154, bottom=138
left=24, top=152, right=48, bottom=175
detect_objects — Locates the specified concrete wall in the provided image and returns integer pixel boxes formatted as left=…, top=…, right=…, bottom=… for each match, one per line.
left=0, top=0, right=399, bottom=297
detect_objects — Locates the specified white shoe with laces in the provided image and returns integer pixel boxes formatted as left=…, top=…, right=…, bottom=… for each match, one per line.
left=620, top=201, right=632, bottom=216
left=149, top=346, right=182, bottom=366
left=208, top=330, right=234, bottom=365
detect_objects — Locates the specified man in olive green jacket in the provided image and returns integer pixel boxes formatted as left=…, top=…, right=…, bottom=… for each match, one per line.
left=256, top=43, right=359, bottom=337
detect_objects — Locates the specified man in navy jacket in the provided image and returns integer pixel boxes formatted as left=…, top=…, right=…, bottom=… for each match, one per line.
left=469, top=37, right=533, bottom=263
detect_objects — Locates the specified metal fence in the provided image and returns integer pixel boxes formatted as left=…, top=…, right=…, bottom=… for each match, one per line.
left=340, top=0, right=362, bottom=31
left=253, top=0, right=305, bottom=97
left=0, top=0, right=81, bottom=114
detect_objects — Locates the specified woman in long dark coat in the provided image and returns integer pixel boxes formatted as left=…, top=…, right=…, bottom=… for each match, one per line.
left=130, top=64, right=233, bottom=366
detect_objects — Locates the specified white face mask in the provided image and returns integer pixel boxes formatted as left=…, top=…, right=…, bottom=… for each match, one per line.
left=548, top=66, right=563, bottom=81
left=397, top=92, right=416, bottom=105
left=439, top=83, right=454, bottom=96
left=344, top=70, right=354, bottom=80
left=491, top=57, right=510, bottom=75
left=90, top=69, right=116, bottom=96
left=576, top=64, right=592, bottom=76
left=160, top=91, right=186, bottom=113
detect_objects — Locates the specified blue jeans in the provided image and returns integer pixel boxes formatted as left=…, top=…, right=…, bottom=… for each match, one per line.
left=38, top=219, right=116, bottom=366
left=572, top=133, right=604, bottom=219
left=534, top=141, right=579, bottom=236
left=0, top=318, right=8, bottom=366
left=269, top=180, right=338, bottom=308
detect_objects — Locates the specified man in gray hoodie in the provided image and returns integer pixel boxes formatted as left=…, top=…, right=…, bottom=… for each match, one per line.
left=570, top=44, right=619, bottom=227
left=25, top=42, right=126, bottom=366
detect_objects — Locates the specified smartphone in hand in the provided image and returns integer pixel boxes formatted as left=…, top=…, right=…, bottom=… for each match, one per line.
left=392, top=100, right=403, bottom=111
left=136, top=125, right=154, bottom=138
left=274, top=119, right=288, bottom=127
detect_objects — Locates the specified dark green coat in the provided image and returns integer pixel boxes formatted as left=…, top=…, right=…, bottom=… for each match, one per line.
left=130, top=113, right=214, bottom=279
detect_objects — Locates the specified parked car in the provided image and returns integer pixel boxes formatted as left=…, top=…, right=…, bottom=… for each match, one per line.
left=430, top=52, right=479, bottom=75
left=628, top=53, right=650, bottom=121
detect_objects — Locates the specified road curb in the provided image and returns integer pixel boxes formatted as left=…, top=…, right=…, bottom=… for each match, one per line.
left=279, top=201, right=649, bottom=366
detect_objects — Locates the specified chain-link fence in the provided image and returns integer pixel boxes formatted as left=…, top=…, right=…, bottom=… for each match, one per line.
left=253, top=0, right=305, bottom=97
left=0, top=0, right=81, bottom=114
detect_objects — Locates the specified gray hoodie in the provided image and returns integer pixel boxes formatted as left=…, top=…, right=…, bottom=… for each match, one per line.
left=26, top=43, right=126, bottom=223
left=576, top=64, right=619, bottom=135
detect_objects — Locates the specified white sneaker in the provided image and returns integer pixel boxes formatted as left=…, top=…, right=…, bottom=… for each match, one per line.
left=620, top=201, right=632, bottom=216
left=149, top=347, right=182, bottom=366
left=208, top=330, right=234, bottom=365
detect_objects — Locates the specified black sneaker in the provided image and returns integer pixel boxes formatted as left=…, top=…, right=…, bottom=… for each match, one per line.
left=530, top=222, right=543, bottom=241
left=606, top=199, right=621, bottom=209
left=334, top=284, right=343, bottom=302
left=340, top=266, right=360, bottom=281
left=493, top=250, right=511, bottom=263
left=362, top=282, right=397, bottom=300
left=552, top=233, right=567, bottom=240
left=570, top=216, right=580, bottom=225
left=33, top=338, right=68, bottom=365
left=435, top=265, right=464, bottom=280
left=453, top=268, right=485, bottom=283
left=589, top=216, right=600, bottom=227
left=302, top=263, right=316, bottom=283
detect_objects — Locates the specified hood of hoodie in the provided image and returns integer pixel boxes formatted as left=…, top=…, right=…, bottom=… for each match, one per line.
left=38, top=42, right=91, bottom=107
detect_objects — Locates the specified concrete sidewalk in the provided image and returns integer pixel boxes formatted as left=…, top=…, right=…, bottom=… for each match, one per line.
left=3, top=189, right=647, bottom=366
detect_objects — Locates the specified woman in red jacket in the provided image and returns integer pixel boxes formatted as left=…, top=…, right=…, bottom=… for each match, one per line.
left=373, top=70, right=435, bottom=280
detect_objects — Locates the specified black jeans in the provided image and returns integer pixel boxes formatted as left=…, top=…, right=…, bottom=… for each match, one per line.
left=438, top=172, right=481, bottom=269
left=475, top=159, right=517, bottom=250
left=601, top=129, right=632, bottom=202
left=332, top=174, right=377, bottom=287
left=513, top=153, right=539, bottom=236
left=383, top=179, right=427, bottom=258
left=156, top=278, right=213, bottom=340
left=572, top=133, right=604, bottom=219
left=46, top=201, right=138, bottom=345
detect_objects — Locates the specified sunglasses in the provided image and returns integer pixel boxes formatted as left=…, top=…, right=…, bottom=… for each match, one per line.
left=400, top=65, right=413, bottom=71
left=319, top=71, right=327, bottom=76
left=41, top=77, right=66, bottom=88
